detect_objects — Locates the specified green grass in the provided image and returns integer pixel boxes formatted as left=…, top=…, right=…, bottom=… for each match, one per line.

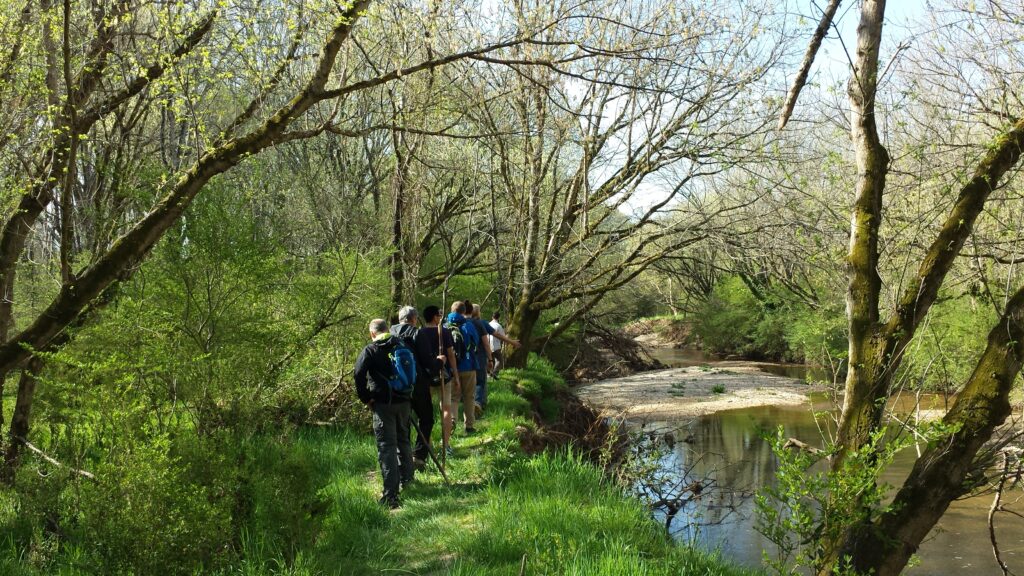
left=229, top=354, right=758, bottom=576
left=2, top=355, right=759, bottom=576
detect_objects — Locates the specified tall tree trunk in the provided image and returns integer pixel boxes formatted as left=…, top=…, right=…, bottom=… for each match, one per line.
left=389, top=161, right=406, bottom=316
left=835, top=0, right=890, bottom=463
left=1, top=355, right=42, bottom=484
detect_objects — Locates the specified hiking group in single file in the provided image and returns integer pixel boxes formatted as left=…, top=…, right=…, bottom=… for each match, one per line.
left=353, top=301, right=519, bottom=509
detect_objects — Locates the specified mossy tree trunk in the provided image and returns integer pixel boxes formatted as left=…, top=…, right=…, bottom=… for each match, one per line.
left=807, top=2, right=1024, bottom=573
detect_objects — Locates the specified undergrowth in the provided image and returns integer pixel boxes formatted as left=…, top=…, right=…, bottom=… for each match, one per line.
left=1, top=355, right=757, bottom=575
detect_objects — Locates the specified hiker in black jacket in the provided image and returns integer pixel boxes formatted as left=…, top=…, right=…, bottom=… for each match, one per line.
left=389, top=306, right=433, bottom=471
left=354, top=318, right=414, bottom=509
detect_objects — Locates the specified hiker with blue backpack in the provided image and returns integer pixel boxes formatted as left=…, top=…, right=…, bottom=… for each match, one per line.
left=445, top=301, right=481, bottom=435
left=389, top=306, right=432, bottom=472
left=354, top=318, right=417, bottom=509
left=466, top=302, right=520, bottom=417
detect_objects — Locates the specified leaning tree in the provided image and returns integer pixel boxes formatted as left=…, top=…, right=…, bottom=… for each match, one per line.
left=778, top=1, right=1024, bottom=573
left=0, top=0, right=610, bottom=477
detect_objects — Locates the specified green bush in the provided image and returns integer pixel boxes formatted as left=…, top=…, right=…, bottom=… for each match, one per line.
left=67, top=439, right=233, bottom=575
left=898, top=296, right=996, bottom=392
left=505, top=355, right=567, bottom=414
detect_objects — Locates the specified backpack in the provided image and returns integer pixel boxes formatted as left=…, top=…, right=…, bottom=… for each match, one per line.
left=386, top=344, right=416, bottom=395
left=445, top=317, right=479, bottom=364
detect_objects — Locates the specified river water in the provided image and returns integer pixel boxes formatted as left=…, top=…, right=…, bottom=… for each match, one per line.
left=642, top=347, right=1024, bottom=575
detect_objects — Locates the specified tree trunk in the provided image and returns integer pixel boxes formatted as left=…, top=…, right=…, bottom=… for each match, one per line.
left=389, top=165, right=406, bottom=316
left=834, top=0, right=890, bottom=463
left=1, top=355, right=42, bottom=484
left=822, top=285, right=1024, bottom=576
left=505, top=294, right=541, bottom=368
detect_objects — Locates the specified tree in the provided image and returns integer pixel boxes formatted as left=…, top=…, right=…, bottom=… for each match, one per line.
left=466, top=0, right=786, bottom=366
left=0, top=0, right=585, bottom=477
left=778, top=1, right=1024, bottom=573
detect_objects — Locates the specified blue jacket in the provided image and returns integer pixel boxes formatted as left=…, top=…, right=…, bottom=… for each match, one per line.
left=446, top=312, right=480, bottom=371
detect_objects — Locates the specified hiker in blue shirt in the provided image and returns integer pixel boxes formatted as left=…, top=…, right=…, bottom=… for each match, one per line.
left=466, top=302, right=520, bottom=416
left=445, top=302, right=480, bottom=434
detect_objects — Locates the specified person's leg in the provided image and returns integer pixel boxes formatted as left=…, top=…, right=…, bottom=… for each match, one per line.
left=436, top=379, right=453, bottom=452
left=474, top=367, right=487, bottom=413
left=448, top=375, right=462, bottom=447
left=459, top=370, right=477, bottom=430
left=372, top=402, right=400, bottom=504
left=396, top=401, right=414, bottom=487
left=492, top=349, right=503, bottom=379
left=412, top=378, right=433, bottom=462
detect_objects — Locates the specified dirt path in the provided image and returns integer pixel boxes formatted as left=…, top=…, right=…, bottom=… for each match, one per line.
left=577, top=364, right=820, bottom=420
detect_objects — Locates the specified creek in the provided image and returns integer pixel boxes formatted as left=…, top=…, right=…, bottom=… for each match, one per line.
left=639, top=347, right=1024, bottom=575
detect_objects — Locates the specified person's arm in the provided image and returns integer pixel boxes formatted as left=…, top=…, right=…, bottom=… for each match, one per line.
left=353, top=348, right=373, bottom=406
left=445, top=345, right=460, bottom=381
left=481, top=329, right=493, bottom=359
left=494, top=332, right=521, bottom=347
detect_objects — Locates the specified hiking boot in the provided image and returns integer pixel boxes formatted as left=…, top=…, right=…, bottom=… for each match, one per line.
left=444, top=445, right=454, bottom=458
left=413, top=457, right=427, bottom=472
left=378, top=496, right=401, bottom=510
left=474, top=402, right=483, bottom=419
left=465, top=427, right=477, bottom=435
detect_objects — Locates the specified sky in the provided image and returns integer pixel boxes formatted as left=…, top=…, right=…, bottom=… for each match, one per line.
left=619, top=0, right=936, bottom=216
left=814, top=0, right=932, bottom=80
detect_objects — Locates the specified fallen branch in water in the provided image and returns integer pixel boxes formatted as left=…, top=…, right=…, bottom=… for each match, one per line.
left=14, top=436, right=97, bottom=482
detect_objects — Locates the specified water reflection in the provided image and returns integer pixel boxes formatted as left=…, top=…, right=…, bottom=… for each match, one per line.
left=647, top=346, right=838, bottom=383
left=654, top=404, right=1024, bottom=575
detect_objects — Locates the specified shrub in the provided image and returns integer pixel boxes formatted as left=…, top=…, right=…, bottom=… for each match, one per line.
left=68, top=439, right=233, bottom=574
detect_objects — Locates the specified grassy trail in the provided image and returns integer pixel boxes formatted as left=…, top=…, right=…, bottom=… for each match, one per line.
left=262, top=359, right=759, bottom=576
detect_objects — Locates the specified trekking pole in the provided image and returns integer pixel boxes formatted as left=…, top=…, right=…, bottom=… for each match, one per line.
left=438, top=319, right=449, bottom=465
left=410, top=415, right=450, bottom=485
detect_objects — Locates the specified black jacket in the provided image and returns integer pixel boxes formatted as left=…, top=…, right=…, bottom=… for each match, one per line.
left=353, top=334, right=411, bottom=405
left=389, top=323, right=418, bottom=349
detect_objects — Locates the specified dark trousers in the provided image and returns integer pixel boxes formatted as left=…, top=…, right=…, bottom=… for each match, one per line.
left=372, top=401, right=413, bottom=500
left=475, top=367, right=488, bottom=409
left=411, top=376, right=434, bottom=460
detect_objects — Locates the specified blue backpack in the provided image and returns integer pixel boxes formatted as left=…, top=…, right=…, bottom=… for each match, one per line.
left=386, top=345, right=416, bottom=395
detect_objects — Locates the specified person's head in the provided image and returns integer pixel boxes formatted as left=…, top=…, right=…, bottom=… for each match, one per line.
left=368, top=318, right=388, bottom=338
left=397, top=305, right=418, bottom=325
left=423, top=305, right=441, bottom=324
left=472, top=304, right=482, bottom=318
left=451, top=301, right=466, bottom=314
left=492, top=311, right=501, bottom=321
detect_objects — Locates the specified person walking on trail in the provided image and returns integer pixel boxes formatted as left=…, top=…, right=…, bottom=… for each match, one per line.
left=414, top=305, right=459, bottom=457
left=488, top=311, right=507, bottom=380
left=389, top=306, right=432, bottom=472
left=445, top=302, right=480, bottom=435
left=467, top=302, right=520, bottom=415
left=354, top=318, right=416, bottom=509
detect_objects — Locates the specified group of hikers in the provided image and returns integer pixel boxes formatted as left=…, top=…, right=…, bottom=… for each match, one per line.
left=353, top=300, right=520, bottom=509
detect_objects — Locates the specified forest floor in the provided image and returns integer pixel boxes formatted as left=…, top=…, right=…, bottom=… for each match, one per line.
left=275, top=360, right=760, bottom=576
left=577, top=364, right=819, bottom=420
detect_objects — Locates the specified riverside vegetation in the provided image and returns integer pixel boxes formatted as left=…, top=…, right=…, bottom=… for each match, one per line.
left=3, top=1, right=1024, bottom=575
left=0, top=351, right=757, bottom=575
